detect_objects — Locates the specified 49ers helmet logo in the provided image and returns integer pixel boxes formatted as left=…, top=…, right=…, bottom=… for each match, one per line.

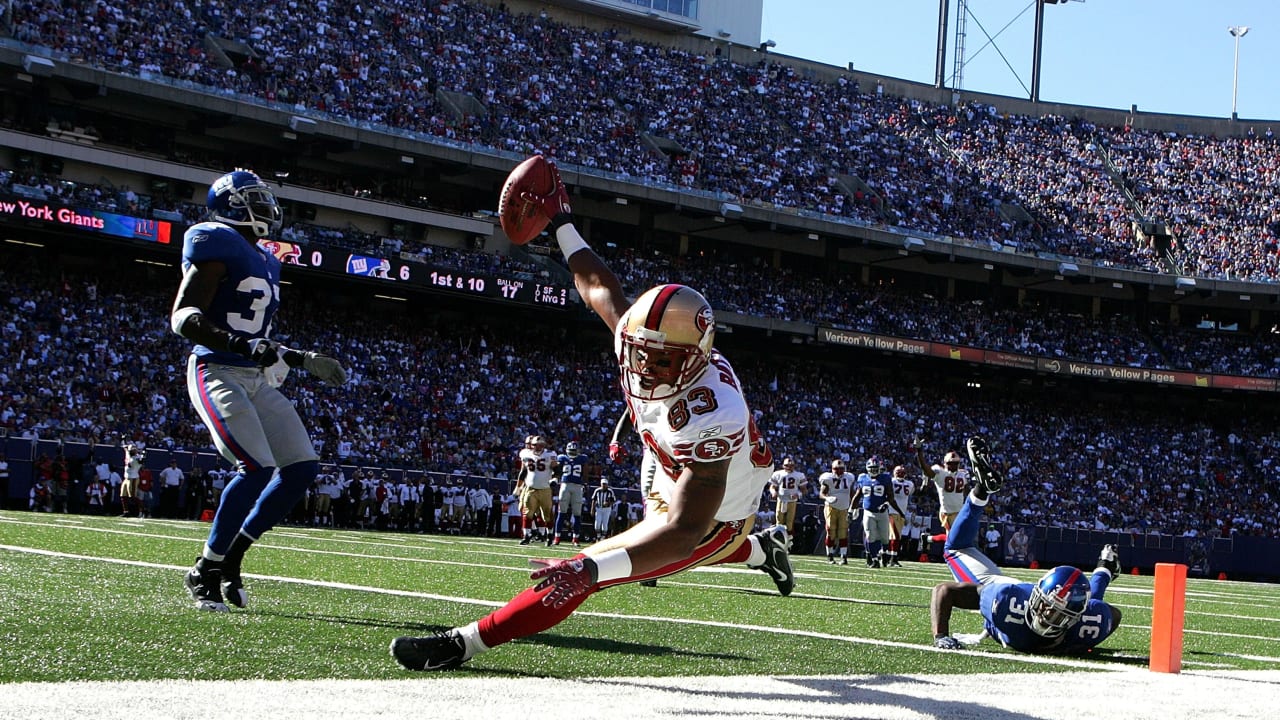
left=695, top=305, right=714, bottom=336
left=694, top=438, right=731, bottom=460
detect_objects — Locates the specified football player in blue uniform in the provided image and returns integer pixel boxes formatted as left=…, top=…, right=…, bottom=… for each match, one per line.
left=170, top=169, right=347, bottom=611
left=551, top=442, right=590, bottom=546
left=930, top=436, right=1123, bottom=654
left=856, top=457, right=902, bottom=568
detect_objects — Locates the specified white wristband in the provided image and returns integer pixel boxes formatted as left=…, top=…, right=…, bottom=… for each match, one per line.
left=589, top=548, right=633, bottom=582
left=555, top=223, right=590, bottom=259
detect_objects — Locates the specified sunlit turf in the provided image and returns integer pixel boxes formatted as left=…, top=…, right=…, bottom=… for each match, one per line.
left=2, top=511, right=1278, bottom=682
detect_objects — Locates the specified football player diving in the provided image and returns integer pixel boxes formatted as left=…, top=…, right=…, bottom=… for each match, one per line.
left=171, top=169, right=346, bottom=611
left=930, top=436, right=1123, bottom=654
left=391, top=158, right=794, bottom=671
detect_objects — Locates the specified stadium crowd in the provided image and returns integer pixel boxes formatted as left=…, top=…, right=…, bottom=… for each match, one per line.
left=4, top=165, right=1278, bottom=378
left=0, top=246, right=1275, bottom=539
left=8, top=0, right=1280, bottom=280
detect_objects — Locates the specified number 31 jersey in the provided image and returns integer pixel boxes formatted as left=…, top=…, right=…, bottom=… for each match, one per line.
left=182, top=221, right=281, bottom=367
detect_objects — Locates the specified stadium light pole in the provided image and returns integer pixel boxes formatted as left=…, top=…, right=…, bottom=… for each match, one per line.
left=1229, top=25, right=1249, bottom=121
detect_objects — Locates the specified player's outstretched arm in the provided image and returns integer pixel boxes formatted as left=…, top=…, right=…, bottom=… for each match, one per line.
left=522, top=162, right=629, bottom=332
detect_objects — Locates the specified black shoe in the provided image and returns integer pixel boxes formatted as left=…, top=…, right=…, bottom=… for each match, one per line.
left=827, top=556, right=836, bottom=564
left=639, top=579, right=658, bottom=587
left=754, top=525, right=794, bottom=597
left=221, top=555, right=247, bottom=609
left=518, top=536, right=533, bottom=546
left=966, top=436, right=1003, bottom=494
left=184, top=562, right=229, bottom=612
left=391, top=630, right=468, bottom=671
left=890, top=560, right=903, bottom=568
left=545, top=536, right=555, bottom=547
left=1097, top=544, right=1122, bottom=575
left=840, top=557, right=848, bottom=566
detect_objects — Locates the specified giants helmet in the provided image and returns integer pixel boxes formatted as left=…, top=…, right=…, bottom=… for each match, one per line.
left=865, top=457, right=883, bottom=475
left=615, top=284, right=715, bottom=401
left=1027, top=566, right=1091, bottom=638
left=565, top=441, right=579, bottom=456
left=208, top=169, right=282, bottom=238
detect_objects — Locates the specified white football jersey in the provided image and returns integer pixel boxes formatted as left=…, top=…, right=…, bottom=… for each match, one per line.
left=928, top=466, right=970, bottom=514
left=625, top=350, right=772, bottom=523
left=818, top=470, right=856, bottom=511
left=769, top=470, right=807, bottom=502
left=519, top=449, right=558, bottom=489
left=889, top=478, right=914, bottom=517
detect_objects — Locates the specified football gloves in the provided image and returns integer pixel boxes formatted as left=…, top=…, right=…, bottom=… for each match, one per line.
left=520, top=158, right=573, bottom=226
left=229, top=337, right=347, bottom=386
left=608, top=441, right=629, bottom=464
left=933, top=636, right=964, bottom=650
left=530, top=556, right=599, bottom=609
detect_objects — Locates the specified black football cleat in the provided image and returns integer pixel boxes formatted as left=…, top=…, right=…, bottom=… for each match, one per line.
left=754, top=525, right=795, bottom=597
left=966, top=436, right=1004, bottom=495
left=184, top=561, right=229, bottom=612
left=220, top=555, right=247, bottom=609
left=391, top=630, right=469, bottom=671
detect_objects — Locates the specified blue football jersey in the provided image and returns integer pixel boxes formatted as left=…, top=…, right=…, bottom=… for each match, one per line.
left=557, top=454, right=589, bottom=484
left=182, top=221, right=282, bottom=366
left=857, top=472, right=893, bottom=512
left=979, top=581, right=1116, bottom=654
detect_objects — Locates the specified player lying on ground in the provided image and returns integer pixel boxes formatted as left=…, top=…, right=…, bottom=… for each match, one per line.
left=930, top=436, right=1123, bottom=654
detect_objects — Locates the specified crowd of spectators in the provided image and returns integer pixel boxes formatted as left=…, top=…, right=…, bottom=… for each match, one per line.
left=1, top=245, right=1276, bottom=539
left=8, top=0, right=1280, bottom=280
left=6, top=160, right=1278, bottom=378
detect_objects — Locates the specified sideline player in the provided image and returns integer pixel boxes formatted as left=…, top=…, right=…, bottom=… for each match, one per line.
left=768, top=458, right=807, bottom=544
left=884, top=464, right=915, bottom=566
left=392, top=158, right=793, bottom=671
left=817, top=459, right=856, bottom=564
left=930, top=437, right=1123, bottom=654
left=552, top=442, right=590, bottom=546
left=856, top=457, right=903, bottom=568
left=916, top=443, right=969, bottom=537
left=171, top=169, right=346, bottom=611
left=516, top=436, right=558, bottom=545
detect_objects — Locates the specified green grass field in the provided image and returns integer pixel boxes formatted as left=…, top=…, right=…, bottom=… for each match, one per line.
left=2, top=510, right=1278, bottom=684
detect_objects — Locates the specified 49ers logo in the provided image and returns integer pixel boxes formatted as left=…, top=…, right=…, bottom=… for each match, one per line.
left=694, top=437, right=731, bottom=460
left=695, top=305, right=714, bottom=336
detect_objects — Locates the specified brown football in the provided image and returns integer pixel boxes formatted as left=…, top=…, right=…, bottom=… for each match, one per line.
left=498, top=155, right=556, bottom=245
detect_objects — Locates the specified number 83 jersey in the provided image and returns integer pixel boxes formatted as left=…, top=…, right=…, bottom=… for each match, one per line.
left=182, top=221, right=281, bottom=366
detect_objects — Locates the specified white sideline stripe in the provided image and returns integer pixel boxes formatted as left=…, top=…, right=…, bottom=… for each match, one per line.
left=0, top=543, right=1129, bottom=672
left=10, top=515, right=1280, bottom=624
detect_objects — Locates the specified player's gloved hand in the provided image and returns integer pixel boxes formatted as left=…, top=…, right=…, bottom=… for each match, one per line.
left=608, top=442, right=629, bottom=464
left=933, top=635, right=964, bottom=650
left=520, top=158, right=573, bottom=224
left=229, top=336, right=283, bottom=367
left=301, top=352, right=348, bottom=386
left=530, top=556, right=599, bottom=609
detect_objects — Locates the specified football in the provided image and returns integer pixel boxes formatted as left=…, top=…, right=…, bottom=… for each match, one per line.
left=498, top=154, right=556, bottom=245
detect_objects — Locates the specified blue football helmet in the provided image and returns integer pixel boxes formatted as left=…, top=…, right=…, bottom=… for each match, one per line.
left=865, top=457, right=883, bottom=475
left=208, top=169, right=282, bottom=238
left=565, top=441, right=579, bottom=456
left=1027, top=566, right=1091, bottom=638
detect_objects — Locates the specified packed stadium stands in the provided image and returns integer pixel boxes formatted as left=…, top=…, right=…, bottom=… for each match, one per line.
left=7, top=0, right=1280, bottom=281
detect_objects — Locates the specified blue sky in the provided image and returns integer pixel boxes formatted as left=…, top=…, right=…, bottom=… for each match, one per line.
left=761, top=1, right=1280, bottom=122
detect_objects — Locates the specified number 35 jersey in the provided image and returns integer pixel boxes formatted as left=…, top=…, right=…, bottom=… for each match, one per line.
left=182, top=221, right=281, bottom=367
left=627, top=350, right=773, bottom=523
